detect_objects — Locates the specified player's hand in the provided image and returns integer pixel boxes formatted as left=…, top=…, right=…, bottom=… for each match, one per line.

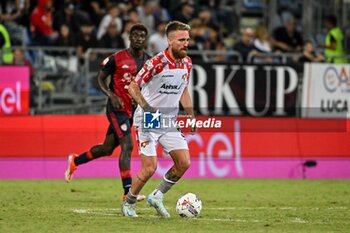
left=190, top=125, right=197, bottom=135
left=144, top=105, right=158, bottom=113
left=110, top=94, right=124, bottom=110
left=131, top=98, right=137, bottom=107
left=189, top=116, right=197, bottom=135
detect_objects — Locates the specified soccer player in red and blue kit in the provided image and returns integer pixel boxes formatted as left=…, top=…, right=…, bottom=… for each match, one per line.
left=65, top=23, right=151, bottom=201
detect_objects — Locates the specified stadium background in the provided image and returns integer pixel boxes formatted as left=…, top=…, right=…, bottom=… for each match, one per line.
left=1, top=0, right=350, bottom=180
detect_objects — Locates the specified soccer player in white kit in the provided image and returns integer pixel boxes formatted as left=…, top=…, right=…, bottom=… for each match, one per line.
left=122, top=21, right=196, bottom=218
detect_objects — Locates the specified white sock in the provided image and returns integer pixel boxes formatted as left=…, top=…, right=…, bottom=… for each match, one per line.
left=151, top=189, right=164, bottom=199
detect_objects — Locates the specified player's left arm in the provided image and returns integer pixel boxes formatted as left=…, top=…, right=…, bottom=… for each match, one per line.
left=180, top=86, right=197, bottom=134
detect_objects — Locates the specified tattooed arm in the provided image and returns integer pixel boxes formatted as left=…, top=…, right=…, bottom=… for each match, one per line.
left=128, top=81, right=157, bottom=112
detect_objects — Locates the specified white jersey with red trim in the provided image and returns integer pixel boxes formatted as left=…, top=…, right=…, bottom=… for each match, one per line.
left=133, top=49, right=192, bottom=128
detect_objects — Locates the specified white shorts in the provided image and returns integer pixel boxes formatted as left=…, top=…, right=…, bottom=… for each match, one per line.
left=136, top=128, right=189, bottom=156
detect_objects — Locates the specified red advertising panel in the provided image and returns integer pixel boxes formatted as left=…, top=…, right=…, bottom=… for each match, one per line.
left=0, top=66, right=30, bottom=115
left=0, top=115, right=349, bottom=158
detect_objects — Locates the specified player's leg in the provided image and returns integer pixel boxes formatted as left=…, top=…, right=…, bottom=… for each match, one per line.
left=122, top=154, right=157, bottom=217
left=159, top=149, right=191, bottom=190
left=147, top=132, right=190, bottom=217
left=157, top=131, right=190, bottom=190
left=122, top=130, right=158, bottom=217
left=132, top=155, right=157, bottom=194
left=106, top=113, right=145, bottom=201
left=147, top=149, right=190, bottom=218
left=77, top=127, right=118, bottom=163
left=64, top=130, right=118, bottom=182
left=118, top=132, right=134, bottom=198
left=110, top=114, right=139, bottom=200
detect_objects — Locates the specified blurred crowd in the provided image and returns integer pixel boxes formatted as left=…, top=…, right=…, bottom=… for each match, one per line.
left=0, top=0, right=348, bottom=65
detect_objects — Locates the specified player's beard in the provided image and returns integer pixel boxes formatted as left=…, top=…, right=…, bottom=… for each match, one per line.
left=172, top=47, right=188, bottom=59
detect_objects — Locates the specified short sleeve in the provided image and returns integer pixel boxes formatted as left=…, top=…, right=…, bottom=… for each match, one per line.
left=100, top=55, right=116, bottom=76
left=134, top=58, right=158, bottom=87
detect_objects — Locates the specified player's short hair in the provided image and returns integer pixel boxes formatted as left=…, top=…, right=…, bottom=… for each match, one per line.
left=130, top=23, right=148, bottom=36
left=165, top=21, right=191, bottom=37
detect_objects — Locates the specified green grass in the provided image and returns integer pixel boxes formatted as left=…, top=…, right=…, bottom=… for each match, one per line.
left=0, top=179, right=349, bottom=233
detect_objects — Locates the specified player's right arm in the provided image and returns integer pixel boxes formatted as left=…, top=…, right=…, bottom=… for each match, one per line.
left=128, top=81, right=156, bottom=112
left=128, top=59, right=158, bottom=112
left=98, top=55, right=123, bottom=110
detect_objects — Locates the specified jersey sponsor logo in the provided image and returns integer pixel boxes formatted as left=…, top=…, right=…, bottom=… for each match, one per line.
left=161, top=74, right=174, bottom=78
left=159, top=83, right=183, bottom=94
left=160, top=83, right=181, bottom=90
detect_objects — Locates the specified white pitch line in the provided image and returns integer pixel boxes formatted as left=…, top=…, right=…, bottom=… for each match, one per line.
left=289, top=218, right=308, bottom=223
left=71, top=207, right=340, bottom=224
left=72, top=209, right=117, bottom=216
left=72, top=206, right=347, bottom=212
left=72, top=208, right=259, bottom=222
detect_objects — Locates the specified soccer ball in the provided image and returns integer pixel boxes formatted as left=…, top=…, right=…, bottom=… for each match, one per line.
left=176, top=193, right=202, bottom=218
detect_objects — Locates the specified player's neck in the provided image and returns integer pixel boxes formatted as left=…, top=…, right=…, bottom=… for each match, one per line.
left=128, top=48, right=143, bottom=58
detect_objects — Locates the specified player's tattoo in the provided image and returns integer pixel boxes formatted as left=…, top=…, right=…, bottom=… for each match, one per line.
left=128, top=82, right=156, bottom=112
left=165, top=167, right=181, bottom=182
left=136, top=175, right=147, bottom=183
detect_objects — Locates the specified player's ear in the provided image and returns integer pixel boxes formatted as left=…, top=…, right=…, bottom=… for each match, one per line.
left=167, top=37, right=171, bottom=46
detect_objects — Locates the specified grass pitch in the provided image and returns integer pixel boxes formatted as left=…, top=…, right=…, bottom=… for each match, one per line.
left=0, top=179, right=349, bottom=233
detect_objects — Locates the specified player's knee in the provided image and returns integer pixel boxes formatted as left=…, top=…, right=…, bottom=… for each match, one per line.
left=121, top=142, right=133, bottom=154
left=103, top=145, right=115, bottom=156
left=119, top=153, right=131, bottom=163
left=178, top=159, right=191, bottom=172
left=143, top=164, right=157, bottom=177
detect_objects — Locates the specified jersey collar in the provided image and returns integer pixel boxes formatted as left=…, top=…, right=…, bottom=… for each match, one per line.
left=163, top=48, right=177, bottom=66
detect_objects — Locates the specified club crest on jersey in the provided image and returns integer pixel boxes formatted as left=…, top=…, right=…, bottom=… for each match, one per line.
left=120, top=123, right=128, bottom=131
left=140, top=141, right=149, bottom=148
left=123, top=73, right=132, bottom=82
left=182, top=73, right=188, bottom=81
